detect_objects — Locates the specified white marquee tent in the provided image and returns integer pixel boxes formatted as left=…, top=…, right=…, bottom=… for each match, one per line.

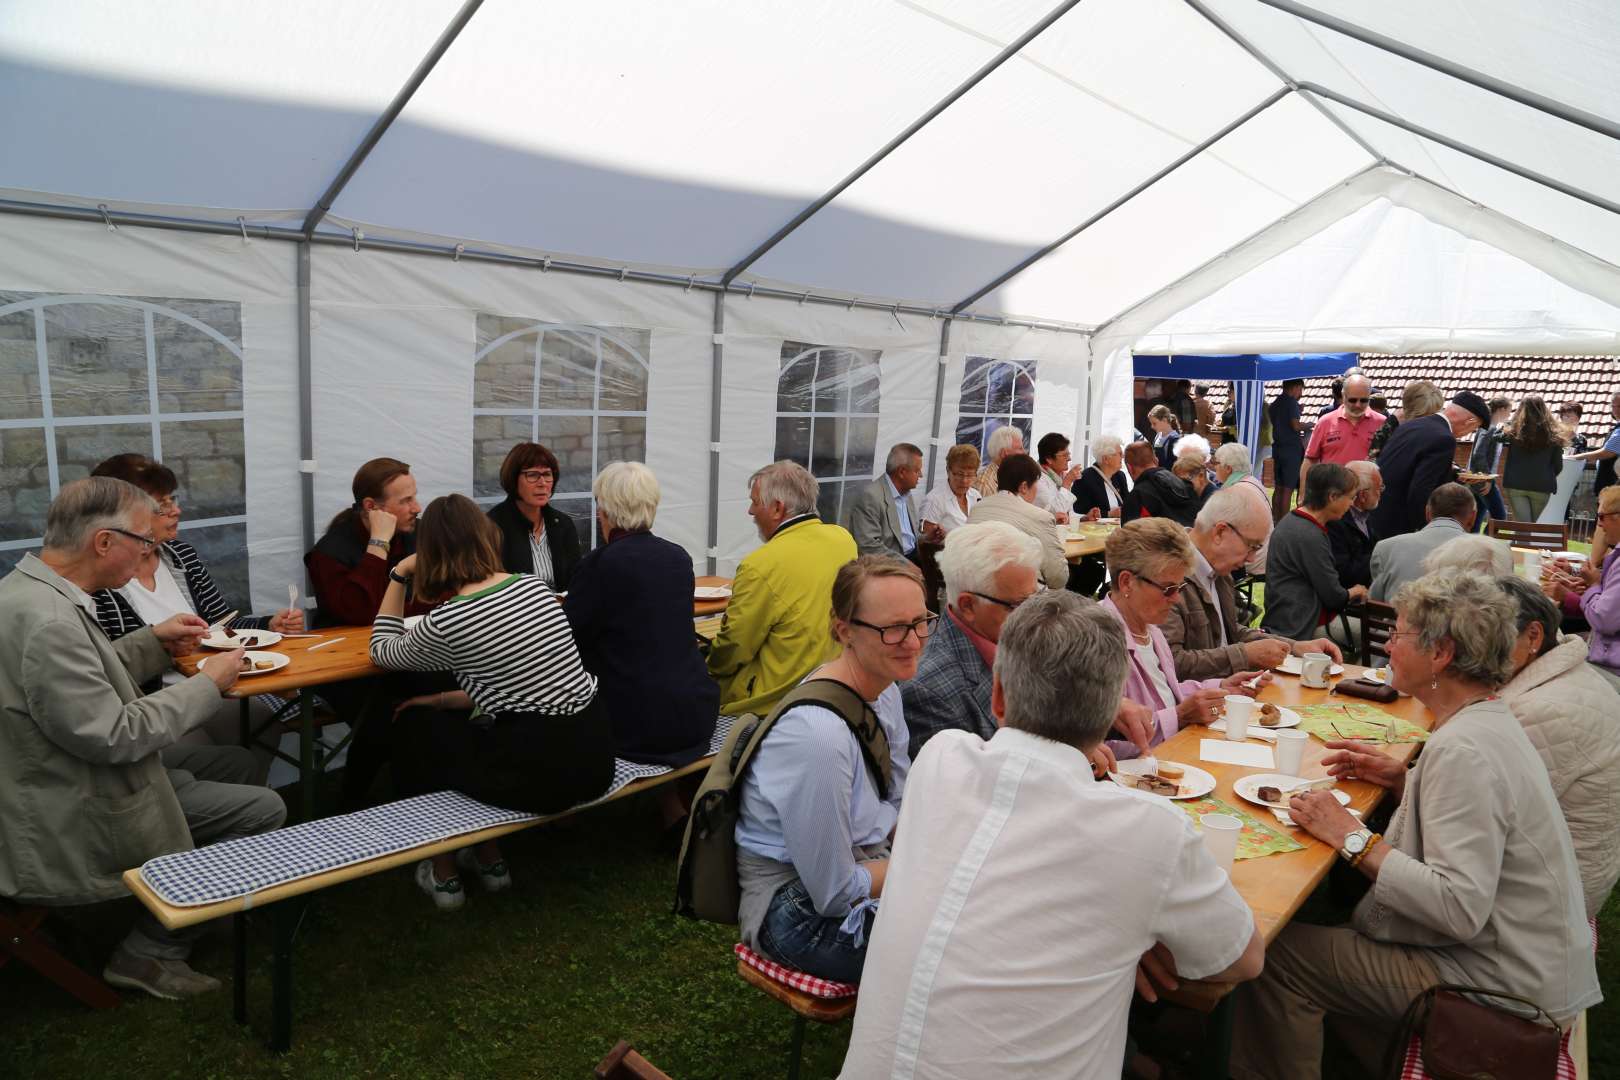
left=3, top=0, right=1619, bottom=613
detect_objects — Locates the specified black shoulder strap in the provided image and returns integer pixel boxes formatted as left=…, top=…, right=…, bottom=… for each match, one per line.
left=755, top=678, right=893, bottom=800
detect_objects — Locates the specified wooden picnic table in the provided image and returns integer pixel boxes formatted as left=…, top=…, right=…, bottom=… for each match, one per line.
left=1149, top=663, right=1432, bottom=1077
left=1064, top=524, right=1114, bottom=562
left=693, top=575, right=734, bottom=616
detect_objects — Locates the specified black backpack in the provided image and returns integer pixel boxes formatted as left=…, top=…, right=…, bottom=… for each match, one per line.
left=673, top=679, right=891, bottom=924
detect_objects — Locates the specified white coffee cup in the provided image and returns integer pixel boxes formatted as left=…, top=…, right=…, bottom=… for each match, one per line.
left=1223, top=695, right=1254, bottom=741
left=1200, top=813, right=1242, bottom=873
left=1300, top=652, right=1332, bottom=688
left=1274, top=729, right=1309, bottom=775
left=1521, top=549, right=1543, bottom=582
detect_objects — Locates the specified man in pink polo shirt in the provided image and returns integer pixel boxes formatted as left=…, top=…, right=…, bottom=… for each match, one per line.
left=1300, top=371, right=1384, bottom=492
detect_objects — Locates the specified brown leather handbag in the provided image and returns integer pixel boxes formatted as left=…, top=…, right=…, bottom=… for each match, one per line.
left=1385, top=984, right=1562, bottom=1080
left=1333, top=676, right=1399, bottom=704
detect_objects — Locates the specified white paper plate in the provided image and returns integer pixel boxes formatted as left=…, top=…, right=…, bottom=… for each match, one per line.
left=694, top=585, right=732, bottom=600
left=200, top=628, right=281, bottom=649
left=197, top=650, right=291, bottom=677
left=1212, top=705, right=1300, bottom=733
left=1273, top=655, right=1345, bottom=677
left=1108, top=759, right=1216, bottom=801
left=1233, top=773, right=1351, bottom=811
left=403, top=614, right=425, bottom=630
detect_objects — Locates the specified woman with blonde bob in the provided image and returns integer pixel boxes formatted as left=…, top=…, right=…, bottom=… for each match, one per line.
left=920, top=443, right=982, bottom=539
left=372, top=493, right=613, bottom=910
left=566, top=463, right=718, bottom=786
left=1233, top=569, right=1599, bottom=1079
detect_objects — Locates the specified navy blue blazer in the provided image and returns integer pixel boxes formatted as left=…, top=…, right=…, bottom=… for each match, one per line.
left=1072, top=466, right=1128, bottom=517
left=1368, top=414, right=1458, bottom=539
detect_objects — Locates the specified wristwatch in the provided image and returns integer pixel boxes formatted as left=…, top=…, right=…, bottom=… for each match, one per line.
left=1338, top=828, right=1375, bottom=863
left=388, top=568, right=411, bottom=585
left=367, top=538, right=390, bottom=551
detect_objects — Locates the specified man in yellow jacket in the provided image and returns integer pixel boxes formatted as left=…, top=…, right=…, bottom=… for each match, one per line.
left=708, top=460, right=857, bottom=716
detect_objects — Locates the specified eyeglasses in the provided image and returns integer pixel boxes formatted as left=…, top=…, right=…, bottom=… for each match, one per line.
left=1598, top=510, right=1618, bottom=521
left=1133, top=573, right=1187, bottom=598
left=967, top=587, right=1043, bottom=611
left=518, top=469, right=555, bottom=485
left=850, top=615, right=940, bottom=645
left=105, top=527, right=157, bottom=551
left=1344, top=397, right=1370, bottom=405
left=948, top=469, right=978, bottom=481
left=1387, top=629, right=1422, bottom=645
left=1223, top=523, right=1266, bottom=554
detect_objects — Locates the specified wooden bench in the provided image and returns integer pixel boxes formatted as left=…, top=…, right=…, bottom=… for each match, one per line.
left=734, top=944, right=857, bottom=1080
left=594, top=1039, right=673, bottom=1080
left=122, top=754, right=716, bottom=1051
left=0, top=900, right=120, bottom=1010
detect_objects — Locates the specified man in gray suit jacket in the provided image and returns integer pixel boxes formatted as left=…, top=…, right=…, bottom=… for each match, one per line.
left=845, top=442, right=925, bottom=559
left=0, top=478, right=284, bottom=1001
left=1369, top=483, right=1477, bottom=601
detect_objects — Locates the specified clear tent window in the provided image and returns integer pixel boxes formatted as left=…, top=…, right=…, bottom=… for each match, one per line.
left=774, top=341, right=882, bottom=524
left=955, top=355, right=1035, bottom=457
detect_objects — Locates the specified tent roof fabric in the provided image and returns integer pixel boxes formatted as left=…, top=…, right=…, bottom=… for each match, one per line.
left=2, top=0, right=1619, bottom=333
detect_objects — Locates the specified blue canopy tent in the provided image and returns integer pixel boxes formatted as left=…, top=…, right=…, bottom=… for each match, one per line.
left=1133, top=353, right=1357, bottom=468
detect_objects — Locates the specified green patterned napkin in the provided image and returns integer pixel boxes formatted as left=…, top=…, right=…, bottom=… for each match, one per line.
left=1292, top=702, right=1429, bottom=744
left=1175, top=795, right=1304, bottom=860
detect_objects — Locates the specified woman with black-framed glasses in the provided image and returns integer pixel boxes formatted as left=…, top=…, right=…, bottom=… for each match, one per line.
left=1100, top=518, right=1264, bottom=760
left=735, top=555, right=925, bottom=983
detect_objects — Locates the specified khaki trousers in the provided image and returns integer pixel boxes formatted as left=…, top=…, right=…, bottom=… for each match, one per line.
left=1230, top=923, right=1441, bottom=1080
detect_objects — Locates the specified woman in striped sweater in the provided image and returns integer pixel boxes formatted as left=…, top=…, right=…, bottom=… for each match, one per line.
left=371, top=493, right=614, bottom=910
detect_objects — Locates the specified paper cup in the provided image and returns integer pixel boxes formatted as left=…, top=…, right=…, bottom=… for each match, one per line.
left=1200, top=813, right=1242, bottom=873
left=1223, top=695, right=1254, bottom=741
left=1521, top=550, right=1543, bottom=581
left=1274, top=729, right=1309, bottom=775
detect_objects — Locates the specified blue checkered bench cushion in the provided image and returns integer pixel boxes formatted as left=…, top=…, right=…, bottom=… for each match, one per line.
left=139, top=714, right=737, bottom=907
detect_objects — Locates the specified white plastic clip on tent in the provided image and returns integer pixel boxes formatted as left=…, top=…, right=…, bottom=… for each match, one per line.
left=2, top=0, right=1619, bottom=609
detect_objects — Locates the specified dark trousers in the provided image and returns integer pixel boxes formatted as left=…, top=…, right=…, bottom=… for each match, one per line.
left=335, top=671, right=458, bottom=807
left=391, top=695, right=616, bottom=815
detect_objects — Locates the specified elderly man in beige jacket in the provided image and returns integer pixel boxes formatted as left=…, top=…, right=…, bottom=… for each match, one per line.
left=0, top=478, right=285, bottom=1000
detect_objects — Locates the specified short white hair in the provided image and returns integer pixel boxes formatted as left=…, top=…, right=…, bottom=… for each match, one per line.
left=43, top=476, right=157, bottom=552
left=1213, top=442, right=1250, bottom=471
left=1423, top=534, right=1512, bottom=577
left=1194, top=483, right=1269, bottom=534
left=986, top=424, right=1025, bottom=461
left=592, top=461, right=660, bottom=531
left=938, top=521, right=1042, bottom=604
left=1090, top=434, right=1124, bottom=462
left=748, top=460, right=819, bottom=517
left=884, top=442, right=923, bottom=475
left=1346, top=460, right=1380, bottom=483
left=1174, top=433, right=1211, bottom=460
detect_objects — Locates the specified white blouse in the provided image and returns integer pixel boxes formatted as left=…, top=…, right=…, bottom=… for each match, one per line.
left=921, top=484, right=981, bottom=535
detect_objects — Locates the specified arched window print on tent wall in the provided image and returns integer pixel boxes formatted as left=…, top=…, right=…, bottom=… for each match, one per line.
left=0, top=291, right=249, bottom=595
left=955, top=355, right=1035, bottom=456
left=774, top=341, right=882, bottom=525
left=472, top=315, right=650, bottom=547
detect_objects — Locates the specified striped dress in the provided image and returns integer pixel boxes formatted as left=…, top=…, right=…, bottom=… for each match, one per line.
left=370, top=574, right=596, bottom=717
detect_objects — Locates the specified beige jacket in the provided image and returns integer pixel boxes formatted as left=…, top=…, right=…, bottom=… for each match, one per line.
left=0, top=554, right=221, bottom=904
left=1500, top=634, right=1620, bottom=918
left=967, top=492, right=1069, bottom=589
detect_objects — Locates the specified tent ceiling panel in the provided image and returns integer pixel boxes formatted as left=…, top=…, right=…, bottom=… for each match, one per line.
left=327, top=0, right=1043, bottom=272
left=744, top=0, right=1281, bottom=304
left=1265, top=0, right=1620, bottom=127
left=1318, top=104, right=1620, bottom=271
left=979, top=93, right=1371, bottom=325
left=0, top=0, right=462, bottom=215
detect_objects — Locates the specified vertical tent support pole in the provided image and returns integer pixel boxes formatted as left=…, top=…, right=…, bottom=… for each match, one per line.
left=926, top=318, right=952, bottom=493
left=706, top=291, right=725, bottom=576
left=297, top=242, right=316, bottom=559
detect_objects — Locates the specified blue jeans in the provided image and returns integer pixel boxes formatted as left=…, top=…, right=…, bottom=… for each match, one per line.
left=757, top=878, right=873, bottom=984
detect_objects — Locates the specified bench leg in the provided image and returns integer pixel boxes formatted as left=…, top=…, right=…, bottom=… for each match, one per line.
left=0, top=905, right=121, bottom=1010
left=270, top=900, right=298, bottom=1053
left=788, top=1014, right=807, bottom=1080
left=299, top=689, right=317, bottom=823
left=233, top=911, right=248, bottom=1025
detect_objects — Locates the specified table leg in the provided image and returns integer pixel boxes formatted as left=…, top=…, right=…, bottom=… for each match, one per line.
left=232, top=911, right=247, bottom=1025
left=299, top=689, right=316, bottom=823
left=270, top=900, right=298, bottom=1053
left=788, top=1014, right=807, bottom=1080
left=1203, top=993, right=1235, bottom=1080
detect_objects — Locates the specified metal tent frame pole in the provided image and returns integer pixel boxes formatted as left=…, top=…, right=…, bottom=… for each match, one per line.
left=1298, top=83, right=1620, bottom=219
left=296, top=244, right=315, bottom=556
left=706, top=293, right=725, bottom=576
left=719, top=0, right=1087, bottom=287
left=1254, top=0, right=1620, bottom=146
left=951, top=86, right=1290, bottom=313
left=925, top=319, right=953, bottom=493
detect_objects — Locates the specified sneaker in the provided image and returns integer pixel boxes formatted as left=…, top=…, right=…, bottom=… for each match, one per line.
left=103, top=947, right=223, bottom=1000
left=454, top=847, right=512, bottom=893
left=414, top=859, right=465, bottom=911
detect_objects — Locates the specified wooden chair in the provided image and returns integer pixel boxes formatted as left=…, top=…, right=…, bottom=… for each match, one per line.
left=1486, top=518, right=1569, bottom=552
left=0, top=901, right=121, bottom=1010
left=594, top=1040, right=673, bottom=1080
left=735, top=950, right=857, bottom=1080
left=1358, top=600, right=1399, bottom=668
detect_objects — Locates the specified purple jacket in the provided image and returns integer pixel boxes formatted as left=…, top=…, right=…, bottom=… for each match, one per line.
left=1101, top=595, right=1223, bottom=760
left=1581, top=547, right=1620, bottom=672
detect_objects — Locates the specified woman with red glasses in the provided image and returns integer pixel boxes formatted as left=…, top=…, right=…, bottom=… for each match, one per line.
left=1100, top=518, right=1266, bottom=760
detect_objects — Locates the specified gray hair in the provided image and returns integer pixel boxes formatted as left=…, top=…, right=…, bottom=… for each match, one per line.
left=592, top=461, right=660, bottom=532
left=884, top=442, right=923, bottom=475
left=994, top=591, right=1128, bottom=750
left=938, top=521, right=1042, bottom=605
left=748, top=460, right=819, bottom=517
left=43, top=476, right=157, bottom=551
left=1392, top=569, right=1517, bottom=687
left=1346, top=460, right=1380, bottom=483
left=1194, top=483, right=1269, bottom=534
left=985, top=424, right=1025, bottom=461
left=1090, top=434, right=1124, bottom=462
left=1213, top=442, right=1250, bottom=472
left=1422, top=534, right=1511, bottom=577
left=1495, top=575, right=1560, bottom=660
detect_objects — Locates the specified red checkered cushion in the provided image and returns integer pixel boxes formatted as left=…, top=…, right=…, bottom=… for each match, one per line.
left=734, top=943, right=858, bottom=1000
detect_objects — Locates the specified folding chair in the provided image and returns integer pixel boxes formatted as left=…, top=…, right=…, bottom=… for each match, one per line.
left=1486, top=519, right=1569, bottom=552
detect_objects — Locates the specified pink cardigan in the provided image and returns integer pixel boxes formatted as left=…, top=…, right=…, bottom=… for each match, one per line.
left=1101, top=595, right=1223, bottom=759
